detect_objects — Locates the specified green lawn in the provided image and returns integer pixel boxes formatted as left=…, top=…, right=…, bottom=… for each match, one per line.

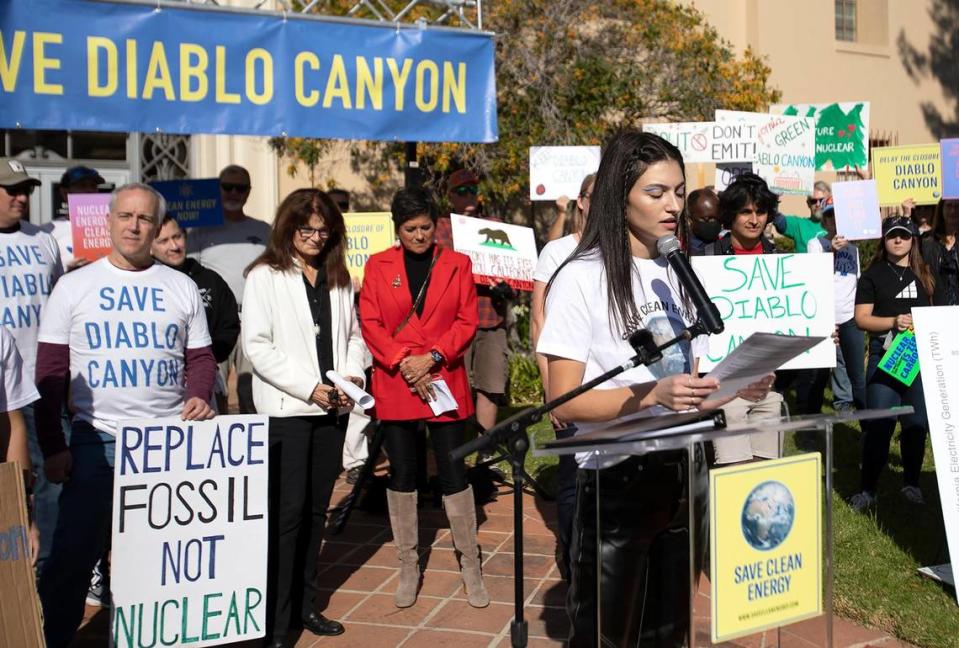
left=496, top=402, right=958, bottom=648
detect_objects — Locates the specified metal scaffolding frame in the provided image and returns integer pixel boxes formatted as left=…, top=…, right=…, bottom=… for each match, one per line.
left=163, top=0, right=484, bottom=30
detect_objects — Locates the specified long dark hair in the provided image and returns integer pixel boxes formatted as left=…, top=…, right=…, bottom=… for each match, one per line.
left=246, top=188, right=350, bottom=288
left=931, top=198, right=959, bottom=243
left=868, top=224, right=935, bottom=300
left=548, top=131, right=686, bottom=336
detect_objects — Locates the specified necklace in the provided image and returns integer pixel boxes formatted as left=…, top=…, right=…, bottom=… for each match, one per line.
left=886, top=261, right=908, bottom=283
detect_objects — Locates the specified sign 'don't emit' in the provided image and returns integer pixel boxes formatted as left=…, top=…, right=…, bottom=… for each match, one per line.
left=111, top=416, right=269, bottom=647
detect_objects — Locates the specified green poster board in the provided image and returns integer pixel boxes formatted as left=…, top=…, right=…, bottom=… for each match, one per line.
left=878, top=329, right=920, bottom=386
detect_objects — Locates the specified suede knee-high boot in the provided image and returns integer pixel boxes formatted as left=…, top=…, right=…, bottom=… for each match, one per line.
left=386, top=489, right=420, bottom=608
left=442, top=485, right=490, bottom=608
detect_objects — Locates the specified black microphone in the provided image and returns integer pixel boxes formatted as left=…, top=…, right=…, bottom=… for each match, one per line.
left=656, top=235, right=725, bottom=335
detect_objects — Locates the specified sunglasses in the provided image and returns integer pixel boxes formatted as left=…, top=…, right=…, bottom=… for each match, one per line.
left=297, top=226, right=330, bottom=239
left=453, top=185, right=478, bottom=196
left=3, top=184, right=35, bottom=197
left=221, top=182, right=251, bottom=193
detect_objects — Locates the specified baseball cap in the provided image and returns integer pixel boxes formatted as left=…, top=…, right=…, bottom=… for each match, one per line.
left=448, top=169, right=479, bottom=190
left=0, top=158, right=41, bottom=188
left=882, top=216, right=918, bottom=239
left=60, top=165, right=105, bottom=188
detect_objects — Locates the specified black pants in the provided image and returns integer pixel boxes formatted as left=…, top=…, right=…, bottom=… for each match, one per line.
left=555, top=425, right=579, bottom=582
left=861, top=339, right=929, bottom=493
left=266, top=414, right=347, bottom=643
left=567, top=448, right=707, bottom=648
left=382, top=420, right=468, bottom=496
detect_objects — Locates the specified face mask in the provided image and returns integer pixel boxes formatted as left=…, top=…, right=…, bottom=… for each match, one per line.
left=693, top=220, right=722, bottom=241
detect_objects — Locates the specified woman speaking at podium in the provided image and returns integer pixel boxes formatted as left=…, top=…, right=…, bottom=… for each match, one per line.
left=537, top=131, right=772, bottom=647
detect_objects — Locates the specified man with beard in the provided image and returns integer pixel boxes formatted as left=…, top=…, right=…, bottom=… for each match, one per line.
left=187, top=165, right=270, bottom=413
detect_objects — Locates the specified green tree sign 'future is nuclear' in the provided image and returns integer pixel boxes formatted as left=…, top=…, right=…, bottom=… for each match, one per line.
left=773, top=102, right=870, bottom=171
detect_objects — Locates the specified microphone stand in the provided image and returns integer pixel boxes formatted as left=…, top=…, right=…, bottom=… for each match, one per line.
left=450, top=322, right=708, bottom=648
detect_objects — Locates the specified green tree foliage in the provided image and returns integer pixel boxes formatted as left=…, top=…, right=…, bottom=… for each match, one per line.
left=271, top=0, right=781, bottom=221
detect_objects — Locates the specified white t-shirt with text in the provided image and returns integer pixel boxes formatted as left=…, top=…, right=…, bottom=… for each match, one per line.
left=533, top=234, right=579, bottom=283
left=40, top=219, right=75, bottom=269
left=187, top=216, right=271, bottom=307
left=807, top=238, right=859, bottom=324
left=0, top=326, right=39, bottom=412
left=37, top=258, right=212, bottom=434
left=537, top=253, right=708, bottom=469
left=0, top=222, right=63, bottom=382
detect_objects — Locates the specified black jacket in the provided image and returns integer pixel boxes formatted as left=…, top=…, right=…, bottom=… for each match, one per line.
left=179, top=258, right=241, bottom=363
left=693, top=232, right=777, bottom=256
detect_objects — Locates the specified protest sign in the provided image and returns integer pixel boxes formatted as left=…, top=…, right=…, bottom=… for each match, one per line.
left=450, top=214, right=537, bottom=291
left=912, top=306, right=959, bottom=605
left=691, top=254, right=835, bottom=371
left=878, top=330, right=920, bottom=386
left=643, top=121, right=755, bottom=164
left=940, top=138, right=959, bottom=200
left=710, top=453, right=822, bottom=642
left=529, top=146, right=601, bottom=200
left=343, top=212, right=394, bottom=281
left=716, top=111, right=816, bottom=195
left=716, top=162, right=753, bottom=192
left=872, top=144, right=942, bottom=206
left=68, top=193, right=112, bottom=262
left=0, top=462, right=44, bottom=648
left=832, top=180, right=882, bottom=240
left=111, top=415, right=269, bottom=647
left=151, top=179, right=224, bottom=228
left=772, top=102, right=871, bottom=170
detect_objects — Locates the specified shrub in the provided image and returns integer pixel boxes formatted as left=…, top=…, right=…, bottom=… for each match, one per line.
left=508, top=352, right=544, bottom=406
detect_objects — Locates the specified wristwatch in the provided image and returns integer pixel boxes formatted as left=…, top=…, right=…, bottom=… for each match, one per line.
left=430, top=349, right=444, bottom=365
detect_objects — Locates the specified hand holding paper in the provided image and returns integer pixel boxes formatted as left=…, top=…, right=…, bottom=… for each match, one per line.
left=326, top=371, right=375, bottom=409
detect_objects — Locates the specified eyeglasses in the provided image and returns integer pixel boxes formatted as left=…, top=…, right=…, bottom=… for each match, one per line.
left=3, top=184, right=35, bottom=197
left=297, top=226, right=330, bottom=240
left=453, top=185, right=479, bottom=196
left=221, top=182, right=251, bottom=193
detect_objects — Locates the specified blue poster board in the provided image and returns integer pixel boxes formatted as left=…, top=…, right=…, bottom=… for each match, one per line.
left=941, top=139, right=959, bottom=200
left=151, top=179, right=224, bottom=228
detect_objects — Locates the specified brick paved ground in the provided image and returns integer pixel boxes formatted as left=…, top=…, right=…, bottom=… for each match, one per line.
left=73, top=473, right=915, bottom=648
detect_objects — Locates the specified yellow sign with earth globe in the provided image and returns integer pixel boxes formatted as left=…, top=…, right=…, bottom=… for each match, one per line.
left=710, top=453, right=822, bottom=642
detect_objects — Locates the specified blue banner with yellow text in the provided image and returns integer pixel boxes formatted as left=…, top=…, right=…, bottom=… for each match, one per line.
left=0, top=0, right=498, bottom=143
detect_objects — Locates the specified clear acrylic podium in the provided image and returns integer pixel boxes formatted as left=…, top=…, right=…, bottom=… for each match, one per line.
left=533, top=407, right=911, bottom=647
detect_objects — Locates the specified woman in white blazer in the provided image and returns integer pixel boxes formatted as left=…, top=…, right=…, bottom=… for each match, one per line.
left=242, top=188, right=367, bottom=647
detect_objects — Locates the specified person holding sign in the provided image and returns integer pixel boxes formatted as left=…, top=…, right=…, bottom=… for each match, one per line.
left=691, top=172, right=785, bottom=463
left=242, top=189, right=368, bottom=645
left=539, top=132, right=772, bottom=646
left=851, top=217, right=935, bottom=511
left=33, top=183, right=217, bottom=648
left=360, top=188, right=490, bottom=609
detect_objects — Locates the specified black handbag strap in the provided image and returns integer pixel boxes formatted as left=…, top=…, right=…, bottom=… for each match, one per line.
left=393, top=247, right=443, bottom=336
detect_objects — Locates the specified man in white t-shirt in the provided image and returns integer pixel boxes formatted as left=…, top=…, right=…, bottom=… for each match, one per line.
left=0, top=326, right=40, bottom=563
left=187, top=164, right=271, bottom=414
left=0, top=158, right=65, bottom=570
left=807, top=198, right=865, bottom=412
left=33, top=183, right=217, bottom=648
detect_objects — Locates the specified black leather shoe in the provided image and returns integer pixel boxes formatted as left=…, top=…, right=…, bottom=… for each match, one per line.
left=302, top=612, right=345, bottom=636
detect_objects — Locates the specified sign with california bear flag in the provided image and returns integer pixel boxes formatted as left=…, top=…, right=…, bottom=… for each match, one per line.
left=111, top=415, right=269, bottom=647
left=450, top=214, right=537, bottom=291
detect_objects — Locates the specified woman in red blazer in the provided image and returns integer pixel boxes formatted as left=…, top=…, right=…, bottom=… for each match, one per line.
left=360, top=187, right=489, bottom=610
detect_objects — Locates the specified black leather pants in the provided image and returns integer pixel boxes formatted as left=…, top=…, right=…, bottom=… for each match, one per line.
left=566, top=447, right=707, bottom=648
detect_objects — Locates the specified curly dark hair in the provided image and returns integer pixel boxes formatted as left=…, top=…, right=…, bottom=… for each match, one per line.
left=717, top=172, right=780, bottom=229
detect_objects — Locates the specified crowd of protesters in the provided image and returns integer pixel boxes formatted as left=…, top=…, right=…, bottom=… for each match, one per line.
left=0, top=125, right=955, bottom=646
